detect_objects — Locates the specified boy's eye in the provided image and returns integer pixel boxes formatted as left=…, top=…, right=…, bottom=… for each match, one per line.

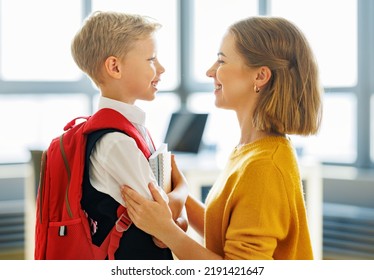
left=217, top=59, right=225, bottom=65
left=148, top=56, right=156, bottom=62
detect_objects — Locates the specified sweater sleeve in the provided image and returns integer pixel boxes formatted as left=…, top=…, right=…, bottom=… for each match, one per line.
left=223, top=160, right=291, bottom=260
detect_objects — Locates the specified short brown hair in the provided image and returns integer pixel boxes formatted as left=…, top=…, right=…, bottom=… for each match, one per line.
left=229, top=16, right=322, bottom=136
left=71, top=11, right=161, bottom=85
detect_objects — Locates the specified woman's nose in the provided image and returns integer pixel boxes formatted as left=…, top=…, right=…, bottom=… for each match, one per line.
left=206, top=64, right=216, bottom=78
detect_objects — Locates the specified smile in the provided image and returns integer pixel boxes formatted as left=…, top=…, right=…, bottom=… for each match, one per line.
left=151, top=81, right=159, bottom=88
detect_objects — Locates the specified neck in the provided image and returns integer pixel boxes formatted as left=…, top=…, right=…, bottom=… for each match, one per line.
left=235, top=110, right=253, bottom=144
left=236, top=111, right=282, bottom=147
left=100, top=83, right=136, bottom=104
left=238, top=129, right=270, bottom=146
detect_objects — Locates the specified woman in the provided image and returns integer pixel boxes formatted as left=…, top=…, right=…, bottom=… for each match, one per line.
left=122, top=16, right=322, bottom=260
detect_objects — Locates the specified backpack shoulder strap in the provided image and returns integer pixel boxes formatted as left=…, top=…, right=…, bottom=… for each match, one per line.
left=84, top=108, right=151, bottom=158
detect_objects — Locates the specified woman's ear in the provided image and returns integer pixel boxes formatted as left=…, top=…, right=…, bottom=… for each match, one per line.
left=255, top=66, right=271, bottom=88
left=104, top=56, right=121, bottom=79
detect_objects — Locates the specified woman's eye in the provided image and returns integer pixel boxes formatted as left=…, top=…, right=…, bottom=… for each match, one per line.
left=217, top=60, right=225, bottom=65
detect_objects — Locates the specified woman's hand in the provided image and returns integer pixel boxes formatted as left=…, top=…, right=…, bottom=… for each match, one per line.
left=121, top=182, right=176, bottom=241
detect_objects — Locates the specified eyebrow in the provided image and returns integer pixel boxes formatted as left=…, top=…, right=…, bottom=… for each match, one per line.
left=217, top=52, right=226, bottom=57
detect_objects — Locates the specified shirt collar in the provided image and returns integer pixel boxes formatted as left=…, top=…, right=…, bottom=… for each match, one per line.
left=98, top=96, right=146, bottom=126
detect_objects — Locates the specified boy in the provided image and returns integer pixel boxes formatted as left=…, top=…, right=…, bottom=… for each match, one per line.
left=71, top=11, right=187, bottom=259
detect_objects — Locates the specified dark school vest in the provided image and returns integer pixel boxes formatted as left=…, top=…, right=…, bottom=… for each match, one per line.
left=81, top=128, right=173, bottom=260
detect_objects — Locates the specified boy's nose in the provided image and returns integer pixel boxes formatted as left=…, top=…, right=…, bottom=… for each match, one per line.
left=158, top=62, right=165, bottom=74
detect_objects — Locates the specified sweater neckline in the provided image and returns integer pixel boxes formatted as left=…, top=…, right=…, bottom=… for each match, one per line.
left=231, top=135, right=290, bottom=157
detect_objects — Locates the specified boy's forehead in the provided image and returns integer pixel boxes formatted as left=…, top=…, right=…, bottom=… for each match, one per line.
left=127, top=35, right=157, bottom=54
left=138, top=35, right=157, bottom=48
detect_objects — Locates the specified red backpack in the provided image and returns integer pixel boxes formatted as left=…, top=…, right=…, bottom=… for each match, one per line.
left=34, top=108, right=151, bottom=259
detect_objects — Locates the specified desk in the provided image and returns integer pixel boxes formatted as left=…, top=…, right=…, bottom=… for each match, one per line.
left=176, top=152, right=323, bottom=260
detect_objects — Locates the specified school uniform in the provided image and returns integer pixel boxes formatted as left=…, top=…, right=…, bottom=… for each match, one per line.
left=81, top=96, right=173, bottom=260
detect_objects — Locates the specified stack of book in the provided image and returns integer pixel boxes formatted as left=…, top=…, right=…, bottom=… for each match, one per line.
left=149, top=143, right=171, bottom=193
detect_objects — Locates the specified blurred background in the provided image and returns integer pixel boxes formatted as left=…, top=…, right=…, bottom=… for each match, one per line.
left=0, top=0, right=373, bottom=260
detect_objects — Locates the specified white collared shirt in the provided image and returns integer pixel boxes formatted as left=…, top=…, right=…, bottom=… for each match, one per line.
left=89, top=96, right=167, bottom=206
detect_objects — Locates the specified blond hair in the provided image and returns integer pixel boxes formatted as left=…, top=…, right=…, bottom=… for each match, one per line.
left=71, top=11, right=161, bottom=85
left=229, top=16, right=322, bottom=136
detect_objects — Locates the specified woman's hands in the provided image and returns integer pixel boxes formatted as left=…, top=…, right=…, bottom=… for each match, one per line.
left=121, top=154, right=189, bottom=248
left=122, top=183, right=222, bottom=260
left=122, top=170, right=222, bottom=260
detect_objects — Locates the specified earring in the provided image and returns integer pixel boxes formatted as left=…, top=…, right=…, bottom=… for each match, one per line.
left=254, top=85, right=260, bottom=93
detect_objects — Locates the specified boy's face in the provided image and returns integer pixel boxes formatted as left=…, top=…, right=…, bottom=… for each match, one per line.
left=119, top=35, right=165, bottom=103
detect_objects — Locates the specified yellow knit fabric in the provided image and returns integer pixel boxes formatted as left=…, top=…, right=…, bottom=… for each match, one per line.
left=205, top=136, right=313, bottom=260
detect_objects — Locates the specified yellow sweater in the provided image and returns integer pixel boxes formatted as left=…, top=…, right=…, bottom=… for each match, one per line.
left=205, top=136, right=313, bottom=260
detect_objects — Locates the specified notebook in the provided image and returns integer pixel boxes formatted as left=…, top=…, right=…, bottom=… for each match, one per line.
left=149, top=143, right=172, bottom=193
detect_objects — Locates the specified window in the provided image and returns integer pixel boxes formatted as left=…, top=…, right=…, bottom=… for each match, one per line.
left=0, top=94, right=90, bottom=163
left=0, top=0, right=82, bottom=81
left=290, top=94, right=357, bottom=163
left=0, top=0, right=373, bottom=168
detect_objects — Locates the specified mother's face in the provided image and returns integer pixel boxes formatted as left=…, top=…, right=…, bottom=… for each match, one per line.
left=206, top=32, right=259, bottom=112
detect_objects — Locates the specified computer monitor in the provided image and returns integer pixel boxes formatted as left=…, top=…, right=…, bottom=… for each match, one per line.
left=164, top=112, right=208, bottom=153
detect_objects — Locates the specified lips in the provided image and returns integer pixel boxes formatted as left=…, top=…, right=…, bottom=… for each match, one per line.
left=215, top=84, right=222, bottom=90
left=151, top=80, right=160, bottom=89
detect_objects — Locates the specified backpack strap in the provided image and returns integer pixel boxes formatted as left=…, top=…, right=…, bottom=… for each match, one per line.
left=84, top=108, right=152, bottom=159
left=106, top=206, right=131, bottom=260
left=59, top=133, right=73, bottom=218
left=36, top=150, right=48, bottom=228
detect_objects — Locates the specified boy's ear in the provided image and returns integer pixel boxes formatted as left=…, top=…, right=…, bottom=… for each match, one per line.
left=255, top=66, right=271, bottom=88
left=104, top=56, right=121, bottom=79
